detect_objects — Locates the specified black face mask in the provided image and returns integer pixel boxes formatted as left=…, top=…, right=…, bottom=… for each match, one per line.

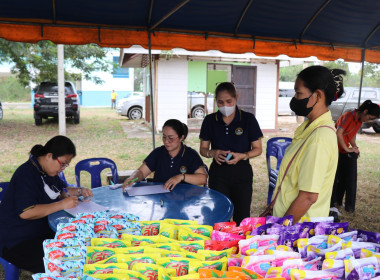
left=290, top=93, right=316, bottom=117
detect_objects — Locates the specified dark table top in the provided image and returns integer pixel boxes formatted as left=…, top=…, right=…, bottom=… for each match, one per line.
left=48, top=182, right=234, bottom=230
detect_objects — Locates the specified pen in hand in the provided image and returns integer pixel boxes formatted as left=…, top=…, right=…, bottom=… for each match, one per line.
left=62, top=187, right=70, bottom=197
left=125, top=177, right=138, bottom=186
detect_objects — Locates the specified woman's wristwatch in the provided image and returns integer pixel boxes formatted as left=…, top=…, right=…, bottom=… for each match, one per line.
left=77, top=187, right=82, bottom=196
left=244, top=153, right=249, bottom=160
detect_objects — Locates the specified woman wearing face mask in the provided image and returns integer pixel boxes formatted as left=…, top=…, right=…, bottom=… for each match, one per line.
left=272, top=66, right=346, bottom=223
left=331, top=100, right=380, bottom=213
left=199, top=82, right=263, bottom=225
left=0, top=135, right=93, bottom=273
left=123, top=119, right=207, bottom=191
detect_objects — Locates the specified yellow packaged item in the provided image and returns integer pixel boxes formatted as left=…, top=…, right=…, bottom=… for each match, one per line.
left=139, top=221, right=162, bottom=236
left=197, top=249, right=233, bottom=261
left=91, top=238, right=132, bottom=248
left=158, top=235, right=179, bottom=243
left=97, top=253, right=161, bottom=268
left=122, top=234, right=160, bottom=246
left=188, top=258, right=228, bottom=274
left=144, top=247, right=202, bottom=259
left=182, top=225, right=213, bottom=238
left=276, top=245, right=292, bottom=252
left=159, top=223, right=179, bottom=239
left=157, top=257, right=194, bottom=276
left=84, top=263, right=129, bottom=274
left=327, top=235, right=342, bottom=247
left=171, top=273, right=200, bottom=280
left=145, top=242, right=181, bottom=251
left=87, top=247, right=117, bottom=264
left=266, top=267, right=282, bottom=278
left=164, top=219, right=198, bottom=225
left=178, top=241, right=205, bottom=253
left=178, top=228, right=211, bottom=241
left=85, top=274, right=130, bottom=280
left=133, top=263, right=177, bottom=280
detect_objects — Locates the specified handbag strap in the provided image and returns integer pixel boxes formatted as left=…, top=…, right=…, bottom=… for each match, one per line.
left=268, top=125, right=335, bottom=208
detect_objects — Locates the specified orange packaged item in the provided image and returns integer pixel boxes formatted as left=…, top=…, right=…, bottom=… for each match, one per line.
left=198, top=268, right=247, bottom=280
left=220, top=225, right=252, bottom=236
left=228, top=266, right=263, bottom=279
left=214, top=222, right=237, bottom=231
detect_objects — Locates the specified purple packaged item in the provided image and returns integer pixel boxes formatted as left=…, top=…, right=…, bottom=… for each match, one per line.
left=314, top=222, right=349, bottom=236
left=345, top=241, right=380, bottom=258
left=298, top=236, right=328, bottom=258
left=267, top=225, right=298, bottom=235
left=278, top=231, right=300, bottom=250
left=322, top=259, right=344, bottom=279
left=251, top=224, right=273, bottom=236
left=325, top=248, right=354, bottom=260
left=306, top=242, right=342, bottom=261
left=357, top=229, right=380, bottom=244
left=344, top=257, right=379, bottom=280
left=266, top=215, right=293, bottom=226
left=337, top=231, right=357, bottom=242
left=294, top=222, right=314, bottom=238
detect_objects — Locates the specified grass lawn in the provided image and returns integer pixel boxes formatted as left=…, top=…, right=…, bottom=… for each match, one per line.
left=0, top=108, right=379, bottom=279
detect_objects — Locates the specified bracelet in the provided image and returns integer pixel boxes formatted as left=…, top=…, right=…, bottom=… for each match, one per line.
left=77, top=187, right=82, bottom=195
left=182, top=174, right=186, bottom=182
left=245, top=153, right=249, bottom=160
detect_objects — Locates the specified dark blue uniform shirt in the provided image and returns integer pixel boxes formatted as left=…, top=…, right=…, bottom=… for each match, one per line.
left=199, top=107, right=263, bottom=153
left=144, top=144, right=204, bottom=182
left=0, top=156, right=65, bottom=254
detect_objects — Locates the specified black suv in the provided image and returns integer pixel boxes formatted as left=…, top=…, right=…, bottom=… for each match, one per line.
left=33, top=82, right=80, bottom=126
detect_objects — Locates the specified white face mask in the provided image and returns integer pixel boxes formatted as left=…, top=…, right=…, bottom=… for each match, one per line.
left=219, top=105, right=235, bottom=117
left=42, top=177, right=61, bottom=200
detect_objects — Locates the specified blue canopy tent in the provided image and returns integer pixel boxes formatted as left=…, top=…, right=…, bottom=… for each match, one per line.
left=0, top=0, right=379, bottom=144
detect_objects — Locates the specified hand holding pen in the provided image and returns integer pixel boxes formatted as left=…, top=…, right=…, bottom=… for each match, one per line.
left=122, top=177, right=139, bottom=191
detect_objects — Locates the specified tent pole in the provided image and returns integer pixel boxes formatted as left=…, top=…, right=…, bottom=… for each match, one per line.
left=148, top=31, right=156, bottom=149
left=58, top=44, right=66, bottom=136
left=358, top=48, right=366, bottom=108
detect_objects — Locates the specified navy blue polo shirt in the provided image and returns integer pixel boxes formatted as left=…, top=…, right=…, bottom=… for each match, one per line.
left=199, top=107, right=263, bottom=153
left=144, top=144, right=205, bottom=182
left=0, top=156, right=65, bottom=254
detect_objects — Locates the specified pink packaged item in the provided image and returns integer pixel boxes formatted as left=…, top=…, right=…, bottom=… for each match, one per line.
left=266, top=267, right=282, bottom=278
left=211, top=230, right=246, bottom=242
left=325, top=248, right=354, bottom=260
left=227, top=254, right=245, bottom=267
left=281, top=259, right=304, bottom=280
left=267, top=250, right=301, bottom=267
left=302, top=257, right=320, bottom=271
left=239, top=236, right=260, bottom=255
left=239, top=217, right=265, bottom=229
left=246, top=244, right=276, bottom=256
left=241, top=255, right=275, bottom=277
left=213, top=222, right=236, bottom=231
left=289, top=269, right=338, bottom=280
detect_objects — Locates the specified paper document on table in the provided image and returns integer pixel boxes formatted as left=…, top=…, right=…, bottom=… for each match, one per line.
left=126, top=184, right=170, bottom=196
left=64, top=201, right=108, bottom=216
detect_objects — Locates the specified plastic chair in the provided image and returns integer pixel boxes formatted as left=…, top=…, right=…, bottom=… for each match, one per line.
left=266, top=137, right=292, bottom=205
left=0, top=182, right=20, bottom=280
left=58, top=172, right=77, bottom=187
left=75, top=158, right=118, bottom=188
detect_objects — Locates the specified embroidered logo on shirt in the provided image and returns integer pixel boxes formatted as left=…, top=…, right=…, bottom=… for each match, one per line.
left=179, top=166, right=188, bottom=174
left=235, top=127, right=244, bottom=135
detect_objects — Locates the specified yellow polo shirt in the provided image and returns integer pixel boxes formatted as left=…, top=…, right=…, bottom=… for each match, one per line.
left=111, top=91, right=118, bottom=99
left=273, top=111, right=338, bottom=218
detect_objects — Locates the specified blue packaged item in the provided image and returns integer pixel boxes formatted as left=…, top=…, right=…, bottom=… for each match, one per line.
left=43, top=238, right=86, bottom=249
left=43, top=258, right=85, bottom=278
left=44, top=246, right=86, bottom=265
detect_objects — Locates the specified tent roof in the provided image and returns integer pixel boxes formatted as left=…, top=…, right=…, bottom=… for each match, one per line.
left=0, top=0, right=380, bottom=62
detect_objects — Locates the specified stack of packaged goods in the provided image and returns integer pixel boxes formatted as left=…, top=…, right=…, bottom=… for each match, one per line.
left=32, top=213, right=380, bottom=280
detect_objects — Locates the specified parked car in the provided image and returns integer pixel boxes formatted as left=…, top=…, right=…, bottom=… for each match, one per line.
left=116, top=92, right=215, bottom=120
left=33, top=82, right=80, bottom=126
left=0, top=99, right=3, bottom=120
left=329, top=87, right=380, bottom=133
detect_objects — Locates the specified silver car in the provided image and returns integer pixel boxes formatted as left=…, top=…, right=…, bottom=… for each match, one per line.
left=329, top=87, right=380, bottom=133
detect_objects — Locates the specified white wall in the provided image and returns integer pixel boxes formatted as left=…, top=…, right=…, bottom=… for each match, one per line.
left=252, top=62, right=277, bottom=130
left=156, top=58, right=188, bottom=129
left=81, top=69, right=134, bottom=92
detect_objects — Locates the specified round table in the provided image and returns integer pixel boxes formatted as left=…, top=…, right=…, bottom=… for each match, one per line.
left=49, top=182, right=234, bottom=231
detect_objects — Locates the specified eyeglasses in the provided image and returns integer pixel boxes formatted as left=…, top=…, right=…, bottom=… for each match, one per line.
left=56, top=158, right=69, bottom=169
left=162, top=136, right=179, bottom=143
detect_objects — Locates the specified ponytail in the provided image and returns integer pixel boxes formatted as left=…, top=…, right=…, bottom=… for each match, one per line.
left=29, top=135, right=76, bottom=159
left=358, top=100, right=380, bottom=118
left=163, top=119, right=188, bottom=141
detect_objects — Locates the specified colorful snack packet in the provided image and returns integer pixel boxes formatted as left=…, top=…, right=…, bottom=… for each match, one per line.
left=139, top=221, right=161, bottom=236
left=188, top=258, right=228, bottom=273
left=211, top=230, right=246, bottom=242
left=289, top=269, right=338, bottom=280
left=122, top=234, right=160, bottom=246
left=214, top=222, right=237, bottom=231
left=164, top=219, right=198, bottom=225
left=360, top=248, right=380, bottom=266
left=239, top=236, right=260, bottom=255
left=44, top=246, right=86, bottom=265
left=280, top=259, right=304, bottom=280
left=81, top=274, right=130, bottom=280
left=87, top=247, right=117, bottom=264
left=112, top=254, right=161, bottom=269
left=94, top=224, right=119, bottom=238
left=227, top=254, right=245, bottom=267
left=306, top=242, right=342, bottom=261
left=294, top=223, right=315, bottom=238
left=266, top=216, right=293, bottom=226
left=182, top=225, right=214, bottom=238
left=343, top=241, right=380, bottom=258
left=266, top=250, right=301, bottom=267
left=228, top=266, right=263, bottom=279
left=178, top=227, right=211, bottom=241
left=325, top=248, right=354, bottom=260
left=246, top=244, right=277, bottom=257
left=204, top=240, right=239, bottom=254
left=43, top=238, right=86, bottom=249
left=197, top=249, right=233, bottom=261
left=321, top=259, right=344, bottom=279
left=357, top=229, right=380, bottom=244
left=83, top=263, right=129, bottom=274
left=110, top=221, right=142, bottom=238
left=159, top=223, right=179, bottom=239
left=145, top=242, right=181, bottom=251
left=337, top=231, right=357, bottom=242
left=278, top=232, right=300, bottom=251
left=156, top=257, right=192, bottom=276
left=297, top=236, right=329, bottom=258
left=178, top=241, right=205, bottom=253
left=242, top=255, right=275, bottom=277
left=55, top=231, right=95, bottom=245
left=133, top=263, right=179, bottom=280
left=250, top=224, right=273, bottom=236
left=144, top=247, right=202, bottom=259
left=107, top=212, right=140, bottom=221
left=299, top=217, right=334, bottom=223
left=266, top=267, right=282, bottom=278
left=240, top=217, right=265, bottom=229
left=76, top=212, right=108, bottom=219
left=43, top=258, right=85, bottom=278
left=171, top=273, right=200, bottom=280
left=220, top=225, right=252, bottom=236
left=91, top=238, right=131, bottom=248
left=32, top=274, right=79, bottom=280
left=198, top=268, right=246, bottom=280
left=344, top=257, right=379, bottom=279
left=57, top=223, right=94, bottom=232
left=314, top=222, right=349, bottom=236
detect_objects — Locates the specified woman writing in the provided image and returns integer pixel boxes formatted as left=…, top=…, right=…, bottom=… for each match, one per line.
left=199, top=82, right=263, bottom=225
left=272, top=66, right=345, bottom=223
left=331, top=100, right=380, bottom=212
left=0, top=135, right=93, bottom=273
left=123, top=119, right=207, bottom=190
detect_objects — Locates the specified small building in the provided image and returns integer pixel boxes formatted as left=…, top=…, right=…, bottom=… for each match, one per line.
left=121, top=46, right=281, bottom=132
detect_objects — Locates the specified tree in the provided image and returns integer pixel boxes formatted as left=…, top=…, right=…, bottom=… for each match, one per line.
left=0, top=39, right=116, bottom=87
left=279, top=64, right=303, bottom=82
